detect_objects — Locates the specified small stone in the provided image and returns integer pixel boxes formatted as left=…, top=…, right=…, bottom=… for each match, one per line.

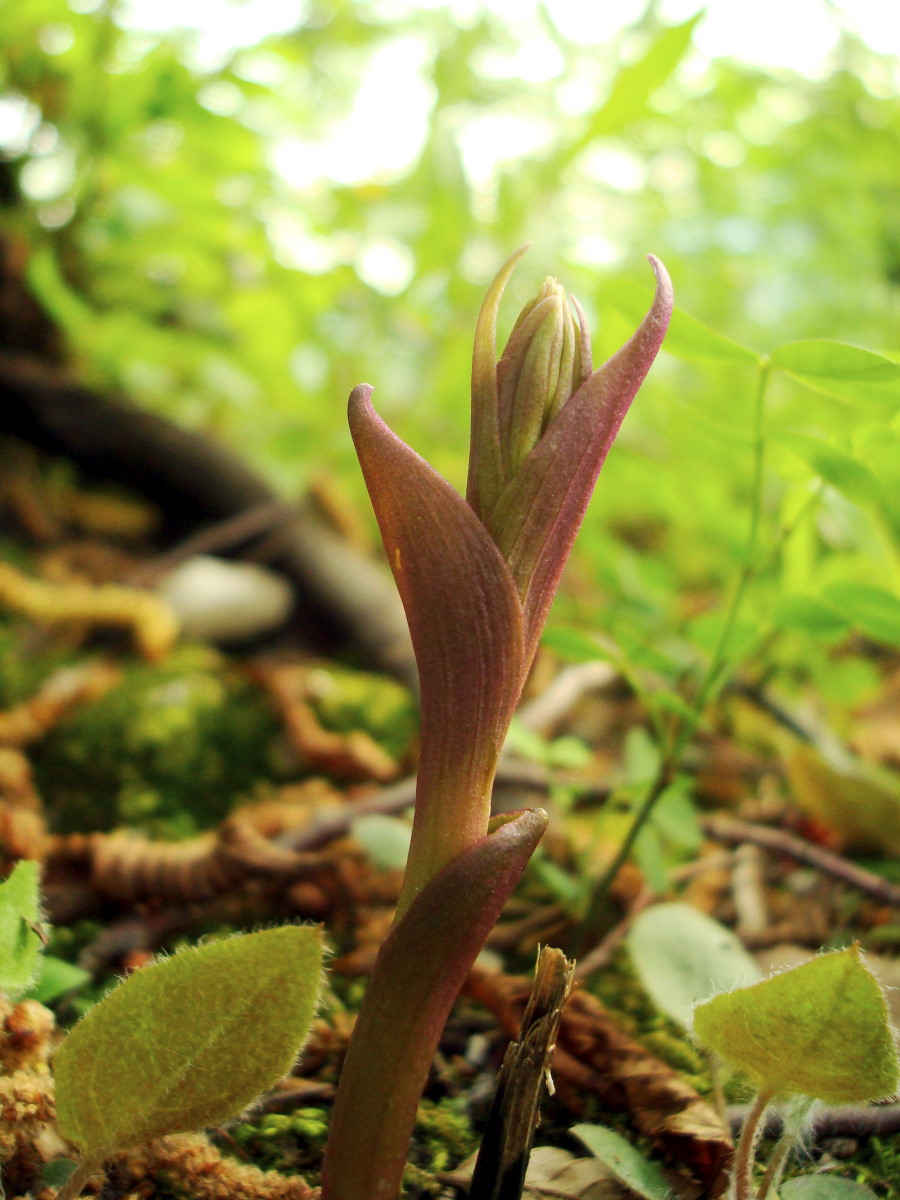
left=159, top=556, right=294, bottom=644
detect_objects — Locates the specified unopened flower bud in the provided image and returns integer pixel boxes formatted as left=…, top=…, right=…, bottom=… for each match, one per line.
left=495, top=278, right=589, bottom=475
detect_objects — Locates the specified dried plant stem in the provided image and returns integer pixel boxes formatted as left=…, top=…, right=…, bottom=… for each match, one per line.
left=731, top=1087, right=774, bottom=1200
left=469, top=947, right=574, bottom=1200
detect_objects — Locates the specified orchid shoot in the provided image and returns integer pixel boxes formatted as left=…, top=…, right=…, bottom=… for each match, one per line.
left=320, top=249, right=672, bottom=1200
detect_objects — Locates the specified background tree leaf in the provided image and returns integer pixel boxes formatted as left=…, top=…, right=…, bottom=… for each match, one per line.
left=820, top=581, right=900, bottom=647
left=775, top=430, right=881, bottom=505
left=605, top=277, right=761, bottom=365
left=771, top=341, right=900, bottom=405
left=54, top=925, right=324, bottom=1158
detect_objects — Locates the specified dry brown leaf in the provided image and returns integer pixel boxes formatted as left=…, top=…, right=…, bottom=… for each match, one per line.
left=45, top=816, right=325, bottom=908
left=445, top=1145, right=631, bottom=1199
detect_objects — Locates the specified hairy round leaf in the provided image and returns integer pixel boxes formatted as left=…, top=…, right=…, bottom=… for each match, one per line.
left=55, top=925, right=323, bottom=1157
left=692, top=945, right=899, bottom=1103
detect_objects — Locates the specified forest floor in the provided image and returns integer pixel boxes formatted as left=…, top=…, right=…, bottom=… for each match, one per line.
left=2, top=433, right=900, bottom=1200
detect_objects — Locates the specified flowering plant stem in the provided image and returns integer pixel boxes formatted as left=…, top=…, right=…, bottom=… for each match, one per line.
left=319, top=248, right=671, bottom=1200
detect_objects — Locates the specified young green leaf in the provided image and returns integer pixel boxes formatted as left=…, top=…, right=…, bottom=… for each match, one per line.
left=628, top=902, right=761, bottom=1029
left=775, top=430, right=881, bottom=506
left=570, top=1125, right=670, bottom=1200
left=692, top=945, right=900, bottom=1103
left=26, top=955, right=92, bottom=1005
left=54, top=925, right=323, bottom=1158
left=821, top=581, right=900, bottom=648
left=0, top=860, right=43, bottom=997
left=770, top=340, right=900, bottom=405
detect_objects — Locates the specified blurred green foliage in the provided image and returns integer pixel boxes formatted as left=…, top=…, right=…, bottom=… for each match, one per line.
left=2, top=0, right=899, bottom=717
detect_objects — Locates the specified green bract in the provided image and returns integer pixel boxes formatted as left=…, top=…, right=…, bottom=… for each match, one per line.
left=692, top=945, right=899, bottom=1103
left=55, top=926, right=324, bottom=1158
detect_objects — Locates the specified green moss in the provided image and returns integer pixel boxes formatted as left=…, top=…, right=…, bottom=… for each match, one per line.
left=402, top=1098, right=479, bottom=1197
left=304, top=664, right=418, bottom=761
left=227, top=1107, right=330, bottom=1177
left=588, top=948, right=715, bottom=1091
left=0, top=619, right=76, bottom=707
left=33, top=645, right=279, bottom=836
left=833, top=1135, right=900, bottom=1197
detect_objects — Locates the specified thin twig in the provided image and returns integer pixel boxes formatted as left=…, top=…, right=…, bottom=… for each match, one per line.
left=732, top=843, right=769, bottom=938
left=729, top=1102, right=900, bottom=1140
left=129, top=499, right=300, bottom=585
left=701, top=814, right=900, bottom=908
left=516, top=660, right=617, bottom=734
left=573, top=886, right=656, bottom=982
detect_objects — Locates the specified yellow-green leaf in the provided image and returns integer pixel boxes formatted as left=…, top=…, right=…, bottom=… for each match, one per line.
left=692, top=945, right=899, bottom=1103
left=786, top=743, right=900, bottom=856
left=770, top=340, right=900, bottom=406
left=780, top=1177, right=879, bottom=1200
left=55, top=925, right=323, bottom=1158
left=0, top=860, right=43, bottom=997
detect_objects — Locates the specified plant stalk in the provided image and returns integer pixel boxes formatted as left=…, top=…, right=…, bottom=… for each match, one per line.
left=731, top=1087, right=774, bottom=1200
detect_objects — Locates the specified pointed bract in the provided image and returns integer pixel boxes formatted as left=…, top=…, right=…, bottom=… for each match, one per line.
left=349, top=385, right=526, bottom=911
left=320, top=807, right=548, bottom=1200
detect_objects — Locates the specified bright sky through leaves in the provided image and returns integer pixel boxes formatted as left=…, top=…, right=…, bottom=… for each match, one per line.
left=106, top=0, right=900, bottom=209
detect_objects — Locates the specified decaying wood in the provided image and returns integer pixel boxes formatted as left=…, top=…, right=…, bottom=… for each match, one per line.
left=467, top=968, right=733, bottom=1197
left=0, top=351, right=414, bottom=683
left=470, top=947, right=574, bottom=1200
